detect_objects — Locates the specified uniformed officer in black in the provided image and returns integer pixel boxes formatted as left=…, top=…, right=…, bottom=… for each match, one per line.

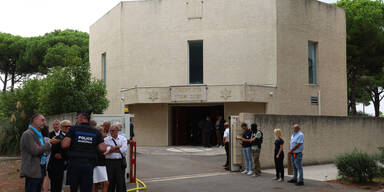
left=61, top=111, right=107, bottom=192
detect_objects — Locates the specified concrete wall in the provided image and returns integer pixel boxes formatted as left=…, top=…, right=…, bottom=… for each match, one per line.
left=128, top=103, right=169, bottom=146
left=275, top=0, right=347, bottom=116
left=90, top=0, right=278, bottom=114
left=45, top=112, right=77, bottom=131
left=234, top=113, right=384, bottom=168
left=224, top=102, right=266, bottom=122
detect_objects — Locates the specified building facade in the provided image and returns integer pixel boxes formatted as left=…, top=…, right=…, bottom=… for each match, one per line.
left=90, top=0, right=347, bottom=146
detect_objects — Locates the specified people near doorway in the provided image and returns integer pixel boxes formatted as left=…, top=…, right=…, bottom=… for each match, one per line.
left=223, top=122, right=230, bottom=170
left=215, top=115, right=225, bottom=147
left=93, top=126, right=109, bottom=192
left=61, top=111, right=107, bottom=192
left=238, top=123, right=253, bottom=175
left=288, top=124, right=304, bottom=186
left=104, top=125, right=128, bottom=192
left=20, top=114, right=60, bottom=192
left=202, top=116, right=213, bottom=148
left=49, top=120, right=61, bottom=139
left=273, top=128, right=285, bottom=182
left=47, top=120, right=71, bottom=192
left=249, top=123, right=263, bottom=176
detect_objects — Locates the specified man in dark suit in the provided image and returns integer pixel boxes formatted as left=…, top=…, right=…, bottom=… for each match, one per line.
left=49, top=120, right=61, bottom=139
left=48, top=120, right=71, bottom=192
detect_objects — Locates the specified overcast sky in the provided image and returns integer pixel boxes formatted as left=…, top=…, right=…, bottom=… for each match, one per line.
left=1, top=0, right=375, bottom=115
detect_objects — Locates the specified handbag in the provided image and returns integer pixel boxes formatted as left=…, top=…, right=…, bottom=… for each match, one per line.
left=112, top=138, right=128, bottom=169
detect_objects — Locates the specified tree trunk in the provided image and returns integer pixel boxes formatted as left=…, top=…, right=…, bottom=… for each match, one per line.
left=349, top=79, right=358, bottom=116
left=2, top=71, right=8, bottom=92
left=371, top=88, right=381, bottom=117
left=10, top=70, right=15, bottom=92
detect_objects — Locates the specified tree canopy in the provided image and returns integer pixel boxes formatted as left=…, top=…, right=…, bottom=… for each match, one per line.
left=336, top=0, right=384, bottom=116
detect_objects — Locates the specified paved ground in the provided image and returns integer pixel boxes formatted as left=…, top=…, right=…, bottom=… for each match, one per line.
left=127, top=146, right=372, bottom=192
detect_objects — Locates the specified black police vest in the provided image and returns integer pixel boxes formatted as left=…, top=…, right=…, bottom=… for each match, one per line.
left=68, top=123, right=100, bottom=163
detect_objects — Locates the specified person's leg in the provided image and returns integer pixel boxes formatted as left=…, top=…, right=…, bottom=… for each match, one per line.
left=296, top=153, right=303, bottom=183
left=247, top=148, right=253, bottom=173
left=274, top=153, right=279, bottom=178
left=292, top=155, right=298, bottom=181
left=106, top=161, right=116, bottom=192
left=115, top=162, right=124, bottom=192
left=68, top=164, right=80, bottom=192
left=215, top=130, right=220, bottom=146
left=242, top=147, right=248, bottom=172
left=102, top=181, right=109, bottom=192
left=79, top=164, right=93, bottom=192
left=254, top=150, right=261, bottom=174
left=224, top=142, right=229, bottom=167
left=122, top=167, right=127, bottom=192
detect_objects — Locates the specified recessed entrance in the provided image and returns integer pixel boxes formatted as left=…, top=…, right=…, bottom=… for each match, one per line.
left=171, top=105, right=224, bottom=146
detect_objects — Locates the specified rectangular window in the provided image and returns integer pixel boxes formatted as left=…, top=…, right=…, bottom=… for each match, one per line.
left=101, top=53, right=106, bottom=84
left=308, top=42, right=317, bottom=84
left=189, top=41, right=203, bottom=84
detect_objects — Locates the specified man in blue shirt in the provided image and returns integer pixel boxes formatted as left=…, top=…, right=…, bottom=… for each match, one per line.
left=288, top=124, right=304, bottom=186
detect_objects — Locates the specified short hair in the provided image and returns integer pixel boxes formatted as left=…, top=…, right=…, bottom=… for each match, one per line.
left=90, top=120, right=97, bottom=127
left=114, top=122, right=123, bottom=129
left=241, top=123, right=248, bottom=127
left=60, top=120, right=71, bottom=128
left=251, top=123, right=257, bottom=132
left=30, top=113, right=43, bottom=124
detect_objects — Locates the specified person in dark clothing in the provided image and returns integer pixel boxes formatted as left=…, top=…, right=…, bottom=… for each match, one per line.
left=49, top=120, right=61, bottom=139
left=48, top=120, right=71, bottom=192
left=61, top=111, right=107, bottom=192
left=223, top=122, right=230, bottom=170
left=202, top=116, right=213, bottom=147
left=129, top=121, right=135, bottom=140
left=215, top=115, right=225, bottom=147
left=273, top=128, right=285, bottom=181
left=93, top=126, right=109, bottom=192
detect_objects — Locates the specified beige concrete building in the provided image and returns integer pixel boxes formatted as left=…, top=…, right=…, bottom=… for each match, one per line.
left=90, top=0, right=347, bottom=146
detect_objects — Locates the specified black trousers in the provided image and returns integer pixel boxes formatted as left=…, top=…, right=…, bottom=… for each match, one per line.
left=106, top=159, right=124, bottom=192
left=67, top=161, right=93, bottom=192
left=204, top=132, right=211, bottom=147
left=274, top=152, right=284, bottom=179
left=224, top=142, right=229, bottom=166
left=48, top=167, right=64, bottom=192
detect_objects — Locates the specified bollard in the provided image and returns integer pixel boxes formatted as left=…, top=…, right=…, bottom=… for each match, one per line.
left=130, top=140, right=137, bottom=183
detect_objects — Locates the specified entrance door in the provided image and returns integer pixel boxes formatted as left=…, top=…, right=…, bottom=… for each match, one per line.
left=171, top=105, right=224, bottom=146
left=172, top=107, right=188, bottom=145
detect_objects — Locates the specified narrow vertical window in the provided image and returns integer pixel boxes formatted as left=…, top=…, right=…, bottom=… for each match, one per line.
left=189, top=41, right=203, bottom=84
left=308, top=42, right=317, bottom=84
left=101, top=53, right=106, bottom=84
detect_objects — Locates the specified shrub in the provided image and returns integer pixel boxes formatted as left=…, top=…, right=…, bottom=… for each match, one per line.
left=335, top=150, right=379, bottom=183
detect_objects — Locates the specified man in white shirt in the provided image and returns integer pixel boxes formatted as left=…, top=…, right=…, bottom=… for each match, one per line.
left=104, top=125, right=128, bottom=192
left=223, top=122, right=230, bottom=170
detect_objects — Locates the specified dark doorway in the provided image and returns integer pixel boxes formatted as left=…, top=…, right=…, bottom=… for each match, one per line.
left=189, top=41, right=203, bottom=84
left=172, top=105, right=224, bottom=146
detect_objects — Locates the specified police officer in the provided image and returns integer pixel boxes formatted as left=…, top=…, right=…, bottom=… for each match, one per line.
left=61, top=111, right=107, bottom=192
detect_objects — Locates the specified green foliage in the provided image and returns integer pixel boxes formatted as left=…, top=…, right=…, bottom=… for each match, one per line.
left=335, top=0, right=384, bottom=116
left=39, top=63, right=108, bottom=116
left=0, top=29, right=107, bottom=155
left=335, top=150, right=379, bottom=183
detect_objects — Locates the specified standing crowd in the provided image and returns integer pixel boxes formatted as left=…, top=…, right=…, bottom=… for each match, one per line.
left=20, top=111, right=134, bottom=192
left=231, top=123, right=304, bottom=186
